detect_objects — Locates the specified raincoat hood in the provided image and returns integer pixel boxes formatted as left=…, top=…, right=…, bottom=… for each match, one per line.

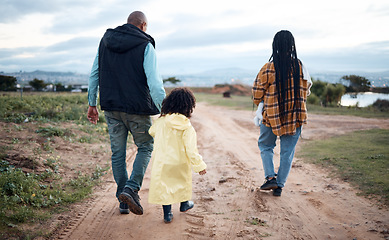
left=164, top=113, right=191, bottom=131
left=102, top=23, right=155, bottom=53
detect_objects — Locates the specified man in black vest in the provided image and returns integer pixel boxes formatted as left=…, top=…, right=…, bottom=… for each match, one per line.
left=87, top=11, right=165, bottom=215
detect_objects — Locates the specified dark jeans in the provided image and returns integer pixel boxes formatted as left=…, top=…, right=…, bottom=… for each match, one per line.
left=104, top=111, right=153, bottom=200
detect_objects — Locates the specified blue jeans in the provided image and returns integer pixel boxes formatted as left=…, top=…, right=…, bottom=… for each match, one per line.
left=258, top=123, right=301, bottom=188
left=104, top=111, right=154, bottom=200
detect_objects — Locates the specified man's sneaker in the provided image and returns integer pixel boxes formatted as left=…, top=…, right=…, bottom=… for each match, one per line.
left=119, top=187, right=143, bottom=215
left=260, top=178, right=278, bottom=190
left=119, top=202, right=130, bottom=214
left=180, top=201, right=194, bottom=212
left=273, top=187, right=282, bottom=197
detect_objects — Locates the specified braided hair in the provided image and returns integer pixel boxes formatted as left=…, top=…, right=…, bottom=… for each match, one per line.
left=269, top=30, right=301, bottom=123
left=161, top=87, right=196, bottom=118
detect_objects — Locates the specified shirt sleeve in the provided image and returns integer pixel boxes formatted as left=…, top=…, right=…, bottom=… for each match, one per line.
left=252, top=63, right=270, bottom=106
left=88, top=50, right=99, bottom=106
left=144, top=43, right=166, bottom=111
left=301, top=61, right=313, bottom=96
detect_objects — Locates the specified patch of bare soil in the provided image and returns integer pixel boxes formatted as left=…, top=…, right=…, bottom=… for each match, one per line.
left=10, top=103, right=388, bottom=240
left=211, top=84, right=251, bottom=96
left=1, top=122, right=111, bottom=178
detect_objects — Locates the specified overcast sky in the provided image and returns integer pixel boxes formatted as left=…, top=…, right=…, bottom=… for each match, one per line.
left=0, top=0, right=388, bottom=76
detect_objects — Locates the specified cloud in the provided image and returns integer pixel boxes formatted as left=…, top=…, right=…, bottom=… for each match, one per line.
left=157, top=24, right=275, bottom=50
left=304, top=41, right=389, bottom=72
left=0, top=0, right=56, bottom=22
left=0, top=0, right=99, bottom=23
left=0, top=36, right=100, bottom=73
left=45, top=4, right=136, bottom=34
left=44, top=37, right=100, bottom=52
left=0, top=0, right=388, bottom=75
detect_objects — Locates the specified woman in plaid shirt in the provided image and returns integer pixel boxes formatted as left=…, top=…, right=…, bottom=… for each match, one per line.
left=252, top=30, right=312, bottom=197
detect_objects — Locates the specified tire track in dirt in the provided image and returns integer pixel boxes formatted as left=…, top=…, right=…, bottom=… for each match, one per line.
left=53, top=103, right=389, bottom=240
left=191, top=104, right=273, bottom=239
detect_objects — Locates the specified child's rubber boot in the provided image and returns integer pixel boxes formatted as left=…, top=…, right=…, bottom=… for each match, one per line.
left=163, top=205, right=173, bottom=223
left=180, top=201, right=194, bottom=212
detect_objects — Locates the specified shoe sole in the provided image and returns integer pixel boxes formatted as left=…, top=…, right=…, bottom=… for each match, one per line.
left=164, top=214, right=173, bottom=224
left=164, top=219, right=173, bottom=223
left=260, top=185, right=278, bottom=190
left=119, top=209, right=130, bottom=214
left=119, top=193, right=143, bottom=215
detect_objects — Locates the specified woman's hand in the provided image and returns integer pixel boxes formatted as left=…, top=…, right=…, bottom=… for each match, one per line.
left=199, top=169, right=207, bottom=175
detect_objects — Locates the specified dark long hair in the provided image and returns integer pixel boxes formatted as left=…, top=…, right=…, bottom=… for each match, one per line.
left=161, top=87, right=196, bottom=118
left=269, top=30, right=301, bottom=123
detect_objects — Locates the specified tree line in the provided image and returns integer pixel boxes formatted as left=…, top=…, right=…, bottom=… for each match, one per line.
left=308, top=75, right=379, bottom=106
left=0, top=75, right=75, bottom=92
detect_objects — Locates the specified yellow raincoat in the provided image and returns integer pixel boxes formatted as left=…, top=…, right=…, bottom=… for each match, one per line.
left=148, top=113, right=207, bottom=205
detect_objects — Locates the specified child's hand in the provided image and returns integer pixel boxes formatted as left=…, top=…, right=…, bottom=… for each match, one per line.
left=199, top=169, right=206, bottom=175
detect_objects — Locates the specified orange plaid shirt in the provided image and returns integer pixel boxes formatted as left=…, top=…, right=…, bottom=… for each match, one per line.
left=252, top=61, right=309, bottom=136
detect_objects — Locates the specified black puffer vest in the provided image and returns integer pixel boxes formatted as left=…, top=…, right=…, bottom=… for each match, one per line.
left=98, top=24, right=159, bottom=115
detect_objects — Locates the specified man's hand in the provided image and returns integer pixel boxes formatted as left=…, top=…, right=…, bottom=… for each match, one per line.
left=199, top=169, right=207, bottom=175
left=87, top=106, right=99, bottom=124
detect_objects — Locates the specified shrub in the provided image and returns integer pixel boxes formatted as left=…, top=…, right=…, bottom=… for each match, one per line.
left=372, top=99, right=389, bottom=112
left=307, top=93, right=320, bottom=105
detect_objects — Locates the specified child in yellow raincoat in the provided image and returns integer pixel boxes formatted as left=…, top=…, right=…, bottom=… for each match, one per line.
left=148, top=87, right=207, bottom=223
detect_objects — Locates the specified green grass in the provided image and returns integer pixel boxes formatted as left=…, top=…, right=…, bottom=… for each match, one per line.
left=0, top=161, right=109, bottom=237
left=307, top=104, right=389, bottom=118
left=0, top=92, right=105, bottom=123
left=0, top=92, right=110, bottom=238
left=195, top=92, right=255, bottom=111
left=298, top=129, right=389, bottom=206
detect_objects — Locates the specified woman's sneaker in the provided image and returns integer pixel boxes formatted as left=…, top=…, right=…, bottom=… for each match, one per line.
left=260, top=178, right=278, bottom=190
left=273, top=187, right=282, bottom=197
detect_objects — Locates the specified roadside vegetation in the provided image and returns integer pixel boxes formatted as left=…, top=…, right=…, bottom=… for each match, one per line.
left=298, top=129, right=389, bottom=207
left=0, top=92, right=110, bottom=239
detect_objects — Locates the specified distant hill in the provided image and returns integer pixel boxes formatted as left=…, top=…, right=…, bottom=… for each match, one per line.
left=0, top=70, right=89, bottom=86
left=170, top=68, right=257, bottom=87
left=170, top=68, right=389, bottom=87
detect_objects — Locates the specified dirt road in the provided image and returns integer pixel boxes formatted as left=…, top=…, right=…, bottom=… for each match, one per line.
left=54, top=103, right=389, bottom=240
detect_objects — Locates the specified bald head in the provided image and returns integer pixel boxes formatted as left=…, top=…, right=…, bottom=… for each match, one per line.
left=127, top=11, right=148, bottom=32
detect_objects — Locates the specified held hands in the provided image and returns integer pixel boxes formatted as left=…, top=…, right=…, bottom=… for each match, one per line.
left=199, top=169, right=207, bottom=175
left=253, top=102, right=264, bottom=127
left=87, top=106, right=99, bottom=124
